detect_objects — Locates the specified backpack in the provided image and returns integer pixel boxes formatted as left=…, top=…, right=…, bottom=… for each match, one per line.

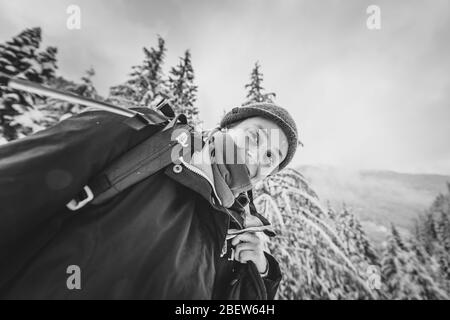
left=66, top=101, right=203, bottom=211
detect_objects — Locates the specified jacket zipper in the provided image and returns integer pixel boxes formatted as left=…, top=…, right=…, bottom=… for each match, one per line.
left=178, top=157, right=222, bottom=205
left=178, top=157, right=243, bottom=229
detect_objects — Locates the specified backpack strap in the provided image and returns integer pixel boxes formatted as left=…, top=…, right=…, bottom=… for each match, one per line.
left=91, top=123, right=193, bottom=205
left=123, top=103, right=175, bottom=129
left=66, top=117, right=203, bottom=211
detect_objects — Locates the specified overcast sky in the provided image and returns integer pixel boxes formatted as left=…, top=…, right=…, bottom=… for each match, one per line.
left=1, top=0, right=449, bottom=175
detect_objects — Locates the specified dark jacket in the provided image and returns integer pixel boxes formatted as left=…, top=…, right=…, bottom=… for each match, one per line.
left=0, top=108, right=281, bottom=299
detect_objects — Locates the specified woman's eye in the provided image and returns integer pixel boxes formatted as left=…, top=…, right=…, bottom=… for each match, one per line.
left=267, top=150, right=278, bottom=164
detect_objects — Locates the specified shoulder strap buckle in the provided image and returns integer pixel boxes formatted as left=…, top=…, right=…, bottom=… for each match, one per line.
left=66, top=185, right=94, bottom=211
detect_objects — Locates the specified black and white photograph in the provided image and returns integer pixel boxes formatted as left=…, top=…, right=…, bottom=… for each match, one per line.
left=0, top=0, right=449, bottom=306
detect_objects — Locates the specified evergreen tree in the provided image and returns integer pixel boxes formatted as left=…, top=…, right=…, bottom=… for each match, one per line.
left=76, top=67, right=99, bottom=99
left=109, top=35, right=167, bottom=108
left=326, top=202, right=337, bottom=220
left=243, top=61, right=275, bottom=105
left=167, top=50, right=199, bottom=126
left=336, top=205, right=379, bottom=267
left=380, top=225, right=402, bottom=297
left=42, top=67, right=100, bottom=122
left=37, top=46, right=58, bottom=83
left=0, top=27, right=57, bottom=140
left=414, top=184, right=450, bottom=293
left=437, top=211, right=450, bottom=251
left=0, top=27, right=42, bottom=79
left=381, top=225, right=448, bottom=299
left=253, top=168, right=379, bottom=299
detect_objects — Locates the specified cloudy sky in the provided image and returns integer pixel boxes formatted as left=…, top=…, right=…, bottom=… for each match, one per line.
left=1, top=0, right=449, bottom=175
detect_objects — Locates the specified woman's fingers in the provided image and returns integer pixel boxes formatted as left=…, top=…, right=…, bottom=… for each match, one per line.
left=230, top=231, right=268, bottom=273
left=234, top=242, right=258, bottom=260
left=237, top=250, right=258, bottom=264
left=230, top=232, right=260, bottom=246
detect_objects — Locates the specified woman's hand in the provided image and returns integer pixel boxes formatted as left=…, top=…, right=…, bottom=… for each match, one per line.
left=230, top=231, right=268, bottom=274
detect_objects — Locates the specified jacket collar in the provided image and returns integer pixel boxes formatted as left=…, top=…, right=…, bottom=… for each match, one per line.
left=164, top=162, right=245, bottom=229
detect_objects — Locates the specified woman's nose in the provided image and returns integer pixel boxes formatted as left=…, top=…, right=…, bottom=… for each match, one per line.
left=246, top=149, right=259, bottom=178
left=247, top=149, right=258, bottom=166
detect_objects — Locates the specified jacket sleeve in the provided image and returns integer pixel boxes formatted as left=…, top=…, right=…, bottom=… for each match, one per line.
left=0, top=108, right=160, bottom=251
left=262, top=252, right=282, bottom=300
left=212, top=252, right=282, bottom=300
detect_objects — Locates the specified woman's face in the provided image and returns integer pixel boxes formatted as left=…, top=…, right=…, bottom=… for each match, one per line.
left=225, top=116, right=289, bottom=184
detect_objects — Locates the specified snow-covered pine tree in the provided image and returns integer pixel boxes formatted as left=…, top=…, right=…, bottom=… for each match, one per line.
left=109, top=35, right=167, bottom=108
left=326, top=201, right=338, bottom=220
left=335, top=205, right=379, bottom=276
left=108, top=64, right=143, bottom=108
left=381, top=224, right=449, bottom=299
left=253, top=168, right=379, bottom=299
left=0, top=27, right=57, bottom=140
left=38, top=46, right=58, bottom=82
left=76, top=67, right=99, bottom=99
left=436, top=210, right=450, bottom=286
left=167, top=50, right=200, bottom=127
left=243, top=61, right=275, bottom=105
left=405, top=243, right=448, bottom=299
left=437, top=211, right=450, bottom=252
left=413, top=184, right=450, bottom=294
left=381, top=225, right=409, bottom=298
left=42, top=67, right=101, bottom=122
left=430, top=184, right=450, bottom=248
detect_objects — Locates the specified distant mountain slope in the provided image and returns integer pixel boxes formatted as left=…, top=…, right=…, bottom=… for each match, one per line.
left=298, top=165, right=450, bottom=244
